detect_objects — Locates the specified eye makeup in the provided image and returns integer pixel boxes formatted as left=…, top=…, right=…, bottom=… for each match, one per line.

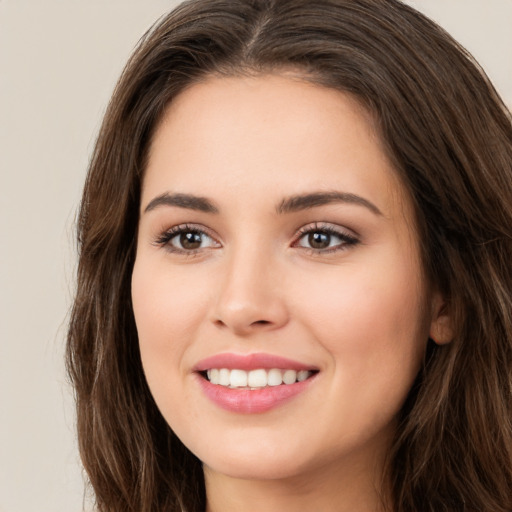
left=153, top=220, right=360, bottom=258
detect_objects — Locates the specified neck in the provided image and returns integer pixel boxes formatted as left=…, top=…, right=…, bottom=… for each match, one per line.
left=204, top=452, right=391, bottom=512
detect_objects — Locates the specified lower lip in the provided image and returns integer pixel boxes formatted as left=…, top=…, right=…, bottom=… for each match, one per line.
left=196, top=374, right=316, bottom=414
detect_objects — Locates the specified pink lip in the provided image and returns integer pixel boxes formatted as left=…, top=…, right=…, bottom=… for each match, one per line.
left=193, top=352, right=318, bottom=414
left=196, top=376, right=316, bottom=414
left=193, top=352, right=316, bottom=372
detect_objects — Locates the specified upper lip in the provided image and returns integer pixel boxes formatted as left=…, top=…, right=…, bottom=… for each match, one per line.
left=193, top=353, right=318, bottom=372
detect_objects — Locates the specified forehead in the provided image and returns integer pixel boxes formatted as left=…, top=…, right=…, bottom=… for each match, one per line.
left=143, top=73, right=410, bottom=221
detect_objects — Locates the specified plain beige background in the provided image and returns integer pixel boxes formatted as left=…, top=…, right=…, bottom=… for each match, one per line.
left=1, top=1, right=511, bottom=511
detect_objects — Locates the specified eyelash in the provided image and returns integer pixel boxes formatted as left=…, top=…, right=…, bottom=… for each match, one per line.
left=154, top=223, right=219, bottom=256
left=292, top=223, right=360, bottom=254
left=154, top=222, right=359, bottom=256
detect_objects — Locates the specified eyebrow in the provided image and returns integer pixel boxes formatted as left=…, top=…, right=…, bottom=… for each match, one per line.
left=143, top=192, right=219, bottom=214
left=143, top=190, right=382, bottom=216
left=277, top=191, right=382, bottom=215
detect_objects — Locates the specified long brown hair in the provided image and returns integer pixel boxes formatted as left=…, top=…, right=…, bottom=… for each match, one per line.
left=67, top=1, right=512, bottom=510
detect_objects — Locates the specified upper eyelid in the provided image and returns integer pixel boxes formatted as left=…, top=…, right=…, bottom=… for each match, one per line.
left=292, top=222, right=360, bottom=251
left=161, top=223, right=217, bottom=237
left=294, top=221, right=359, bottom=239
left=153, top=221, right=359, bottom=248
left=154, top=223, right=220, bottom=246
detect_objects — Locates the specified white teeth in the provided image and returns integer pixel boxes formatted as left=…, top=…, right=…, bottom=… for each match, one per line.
left=229, top=369, right=248, bottom=388
left=297, top=370, right=310, bottom=382
left=205, top=368, right=314, bottom=388
left=219, top=368, right=230, bottom=386
left=209, top=369, right=219, bottom=385
left=248, top=369, right=267, bottom=387
left=282, top=369, right=297, bottom=385
left=267, top=368, right=283, bottom=386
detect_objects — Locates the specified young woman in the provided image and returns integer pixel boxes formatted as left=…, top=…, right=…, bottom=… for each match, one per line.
left=67, top=1, right=512, bottom=511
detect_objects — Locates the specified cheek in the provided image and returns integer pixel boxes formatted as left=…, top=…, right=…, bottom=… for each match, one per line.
left=293, top=253, right=428, bottom=405
left=131, top=258, right=210, bottom=391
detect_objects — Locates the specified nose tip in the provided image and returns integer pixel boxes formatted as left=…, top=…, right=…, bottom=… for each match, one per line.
left=211, top=261, right=289, bottom=336
left=214, top=306, right=283, bottom=336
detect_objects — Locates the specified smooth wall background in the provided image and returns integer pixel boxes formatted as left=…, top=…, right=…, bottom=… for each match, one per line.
left=1, top=1, right=511, bottom=511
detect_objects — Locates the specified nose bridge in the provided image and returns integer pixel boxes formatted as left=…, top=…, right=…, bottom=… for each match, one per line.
left=212, top=239, right=288, bottom=334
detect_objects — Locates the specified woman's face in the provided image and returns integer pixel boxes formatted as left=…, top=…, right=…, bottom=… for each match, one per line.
left=132, top=74, right=442, bottom=484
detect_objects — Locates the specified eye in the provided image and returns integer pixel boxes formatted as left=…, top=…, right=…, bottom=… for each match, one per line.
left=294, top=224, right=359, bottom=253
left=155, top=224, right=220, bottom=253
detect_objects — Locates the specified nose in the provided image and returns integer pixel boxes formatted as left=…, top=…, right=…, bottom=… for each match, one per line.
left=211, top=247, right=289, bottom=336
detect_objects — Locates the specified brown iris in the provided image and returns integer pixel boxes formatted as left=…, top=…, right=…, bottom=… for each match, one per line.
left=308, top=231, right=331, bottom=249
left=180, top=231, right=203, bottom=250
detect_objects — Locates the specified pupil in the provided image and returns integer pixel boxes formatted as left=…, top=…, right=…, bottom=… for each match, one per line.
left=309, top=231, right=330, bottom=249
left=180, top=231, right=202, bottom=249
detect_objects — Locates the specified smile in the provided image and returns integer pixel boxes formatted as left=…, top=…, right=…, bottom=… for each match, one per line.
left=194, top=353, right=319, bottom=413
left=205, top=368, right=314, bottom=388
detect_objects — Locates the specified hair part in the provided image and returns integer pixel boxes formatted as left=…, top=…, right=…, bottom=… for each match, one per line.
left=67, top=1, right=512, bottom=510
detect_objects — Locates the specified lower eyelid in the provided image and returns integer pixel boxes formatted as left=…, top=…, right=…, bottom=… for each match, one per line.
left=294, top=224, right=358, bottom=242
left=153, top=223, right=358, bottom=254
left=153, top=224, right=223, bottom=254
left=173, top=232, right=218, bottom=249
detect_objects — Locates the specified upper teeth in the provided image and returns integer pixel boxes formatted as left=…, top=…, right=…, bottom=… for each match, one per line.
left=206, top=368, right=312, bottom=388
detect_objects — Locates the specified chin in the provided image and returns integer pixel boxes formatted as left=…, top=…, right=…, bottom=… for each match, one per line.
left=189, top=430, right=316, bottom=481
left=204, top=452, right=310, bottom=481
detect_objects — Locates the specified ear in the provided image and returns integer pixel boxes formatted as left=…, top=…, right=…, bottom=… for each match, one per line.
left=429, top=292, right=453, bottom=345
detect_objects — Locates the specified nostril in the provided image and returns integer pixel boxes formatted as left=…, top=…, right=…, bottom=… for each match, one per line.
left=252, top=320, right=271, bottom=326
left=212, top=297, right=289, bottom=333
left=214, top=319, right=227, bottom=328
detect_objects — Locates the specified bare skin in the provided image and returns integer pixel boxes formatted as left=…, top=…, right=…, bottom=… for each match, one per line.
left=132, top=74, right=451, bottom=512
